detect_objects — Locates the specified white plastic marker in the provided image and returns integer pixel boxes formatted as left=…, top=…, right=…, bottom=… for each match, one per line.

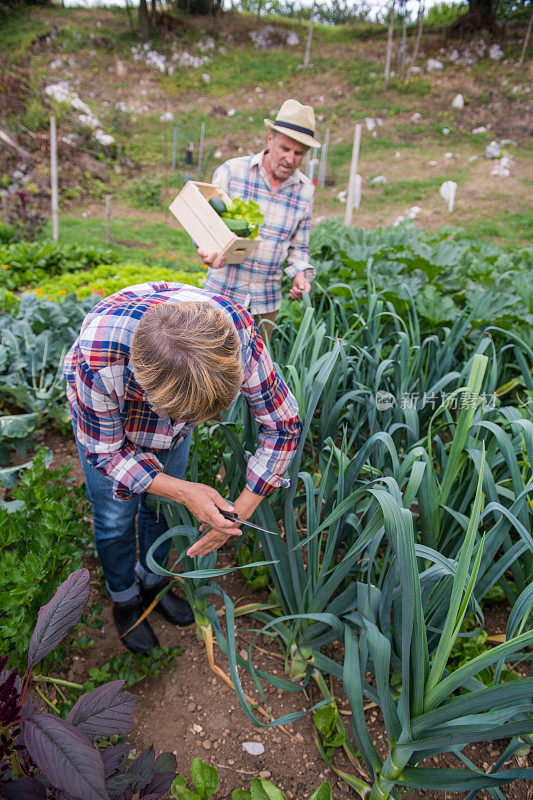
left=439, top=180, right=457, bottom=213
left=344, top=123, right=362, bottom=226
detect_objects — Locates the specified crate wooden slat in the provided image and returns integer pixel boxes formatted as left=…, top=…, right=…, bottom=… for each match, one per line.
left=169, top=181, right=261, bottom=265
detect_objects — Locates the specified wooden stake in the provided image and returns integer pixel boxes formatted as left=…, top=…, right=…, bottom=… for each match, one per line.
left=447, top=183, right=456, bottom=213
left=344, top=123, right=362, bottom=227
left=384, top=0, right=396, bottom=90
left=307, top=147, right=318, bottom=181
left=50, top=116, right=58, bottom=241
left=353, top=174, right=362, bottom=211
left=318, top=127, right=329, bottom=188
left=105, top=195, right=112, bottom=245
left=171, top=124, right=179, bottom=169
left=197, top=121, right=205, bottom=175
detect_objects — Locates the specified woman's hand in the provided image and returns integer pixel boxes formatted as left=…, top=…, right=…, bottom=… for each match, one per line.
left=187, top=487, right=264, bottom=558
left=148, top=474, right=242, bottom=558
left=179, top=481, right=244, bottom=558
left=178, top=481, right=241, bottom=535
left=183, top=482, right=244, bottom=557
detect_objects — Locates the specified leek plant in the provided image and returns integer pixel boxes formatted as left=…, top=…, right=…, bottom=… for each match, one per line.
left=144, top=297, right=531, bottom=792
left=409, top=354, right=532, bottom=601
left=336, top=459, right=533, bottom=798
left=275, top=288, right=532, bottom=467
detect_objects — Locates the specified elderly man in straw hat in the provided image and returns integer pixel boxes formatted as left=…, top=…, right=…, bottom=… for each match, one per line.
left=198, top=99, right=320, bottom=338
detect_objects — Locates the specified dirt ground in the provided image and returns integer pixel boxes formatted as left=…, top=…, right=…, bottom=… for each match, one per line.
left=38, top=433, right=532, bottom=800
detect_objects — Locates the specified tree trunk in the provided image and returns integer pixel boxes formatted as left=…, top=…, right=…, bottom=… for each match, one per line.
left=518, top=9, right=533, bottom=68
left=303, top=1, right=315, bottom=68
left=406, top=0, right=424, bottom=81
left=139, top=0, right=150, bottom=42
left=150, top=0, right=157, bottom=25
left=451, top=0, right=498, bottom=33
left=399, top=13, right=407, bottom=80
left=384, top=1, right=396, bottom=90
left=212, top=0, right=223, bottom=39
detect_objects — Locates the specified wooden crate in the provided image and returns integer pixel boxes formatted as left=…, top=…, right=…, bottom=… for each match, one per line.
left=169, top=181, right=261, bottom=265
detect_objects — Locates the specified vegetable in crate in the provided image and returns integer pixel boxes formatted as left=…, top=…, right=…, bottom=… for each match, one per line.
left=208, top=197, right=227, bottom=216
left=208, top=196, right=264, bottom=239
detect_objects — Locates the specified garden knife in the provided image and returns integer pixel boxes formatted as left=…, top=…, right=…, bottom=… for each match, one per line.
left=219, top=508, right=280, bottom=536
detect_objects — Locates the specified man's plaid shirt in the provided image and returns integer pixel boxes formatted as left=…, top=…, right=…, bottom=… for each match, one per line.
left=203, top=150, right=316, bottom=315
left=64, top=282, right=302, bottom=501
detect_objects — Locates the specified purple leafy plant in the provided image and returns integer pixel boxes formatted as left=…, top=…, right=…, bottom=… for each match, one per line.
left=0, top=569, right=177, bottom=800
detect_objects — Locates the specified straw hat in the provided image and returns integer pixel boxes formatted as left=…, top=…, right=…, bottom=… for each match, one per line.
left=264, top=99, right=321, bottom=149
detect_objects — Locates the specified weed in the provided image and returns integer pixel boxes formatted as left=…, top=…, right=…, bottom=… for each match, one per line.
left=81, top=646, right=182, bottom=692
left=130, top=175, right=165, bottom=209
left=463, top=209, right=533, bottom=247
left=448, top=615, right=520, bottom=686
left=7, top=189, right=46, bottom=242
left=21, top=97, right=50, bottom=132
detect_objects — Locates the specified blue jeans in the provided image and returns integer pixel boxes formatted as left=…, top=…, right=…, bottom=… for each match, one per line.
left=76, top=434, right=191, bottom=603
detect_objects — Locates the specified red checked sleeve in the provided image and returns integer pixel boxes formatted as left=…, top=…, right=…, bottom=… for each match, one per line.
left=239, top=321, right=302, bottom=495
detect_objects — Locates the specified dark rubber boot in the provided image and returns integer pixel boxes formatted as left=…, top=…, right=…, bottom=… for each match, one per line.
left=140, top=581, right=194, bottom=626
left=112, top=597, right=159, bottom=653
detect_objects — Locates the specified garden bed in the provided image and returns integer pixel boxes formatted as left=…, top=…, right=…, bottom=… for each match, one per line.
left=28, top=431, right=532, bottom=800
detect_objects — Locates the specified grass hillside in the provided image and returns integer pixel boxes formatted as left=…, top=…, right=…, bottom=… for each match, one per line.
left=1, top=4, right=532, bottom=263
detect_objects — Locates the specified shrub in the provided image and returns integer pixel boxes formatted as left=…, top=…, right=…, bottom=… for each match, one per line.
left=0, top=221, right=17, bottom=244
left=130, top=176, right=164, bottom=208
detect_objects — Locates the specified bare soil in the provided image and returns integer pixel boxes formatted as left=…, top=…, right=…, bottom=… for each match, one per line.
left=38, top=433, right=532, bottom=800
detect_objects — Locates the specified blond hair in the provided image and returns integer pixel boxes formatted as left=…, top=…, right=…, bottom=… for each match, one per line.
left=130, top=302, right=244, bottom=424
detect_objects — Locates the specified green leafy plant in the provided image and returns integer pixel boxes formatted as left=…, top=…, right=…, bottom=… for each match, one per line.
left=223, top=197, right=264, bottom=239
left=314, top=702, right=347, bottom=761
left=0, top=450, right=91, bottom=670
left=0, top=239, right=118, bottom=291
left=34, top=644, right=184, bottom=717
left=0, top=292, right=98, bottom=419
left=81, top=646, right=182, bottom=692
left=130, top=175, right=164, bottom=208
left=0, top=411, right=38, bottom=464
left=171, top=757, right=219, bottom=799
left=309, top=220, right=533, bottom=341
left=236, top=539, right=271, bottom=592
left=448, top=614, right=520, bottom=687
left=170, top=758, right=334, bottom=800
left=0, top=568, right=178, bottom=797
left=32, top=262, right=204, bottom=301
left=0, top=221, right=17, bottom=244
